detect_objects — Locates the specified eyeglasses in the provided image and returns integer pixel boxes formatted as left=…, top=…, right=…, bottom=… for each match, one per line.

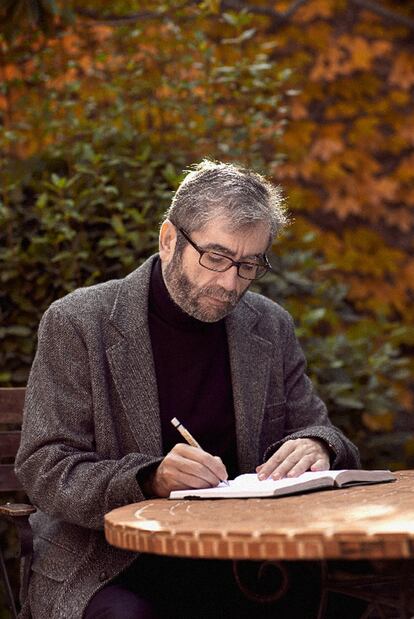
left=174, top=225, right=271, bottom=281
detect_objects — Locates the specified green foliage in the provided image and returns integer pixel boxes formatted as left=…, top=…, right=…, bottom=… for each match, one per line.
left=256, top=231, right=412, bottom=469
left=1, top=2, right=413, bottom=615
left=1, top=1, right=290, bottom=384
left=0, top=0, right=411, bottom=467
left=1, top=135, right=183, bottom=385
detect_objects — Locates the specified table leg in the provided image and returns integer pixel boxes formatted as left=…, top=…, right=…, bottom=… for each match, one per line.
left=318, top=559, right=414, bottom=619
left=232, top=560, right=290, bottom=603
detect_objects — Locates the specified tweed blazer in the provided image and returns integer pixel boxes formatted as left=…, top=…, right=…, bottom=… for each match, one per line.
left=15, top=254, right=359, bottom=619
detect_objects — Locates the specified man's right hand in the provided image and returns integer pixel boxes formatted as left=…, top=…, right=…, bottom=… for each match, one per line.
left=145, top=444, right=228, bottom=498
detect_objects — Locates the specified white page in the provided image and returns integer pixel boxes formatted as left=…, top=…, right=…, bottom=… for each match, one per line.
left=217, top=470, right=336, bottom=490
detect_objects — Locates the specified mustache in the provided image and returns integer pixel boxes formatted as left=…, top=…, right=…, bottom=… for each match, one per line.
left=198, top=286, right=239, bottom=305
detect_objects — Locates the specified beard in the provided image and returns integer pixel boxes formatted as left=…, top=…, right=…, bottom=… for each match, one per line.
left=162, top=253, right=248, bottom=322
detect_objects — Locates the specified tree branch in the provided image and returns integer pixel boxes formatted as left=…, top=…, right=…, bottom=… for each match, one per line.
left=349, top=0, right=414, bottom=31
left=219, top=0, right=309, bottom=24
left=74, top=2, right=192, bottom=25
left=73, top=0, right=414, bottom=33
left=73, top=0, right=309, bottom=26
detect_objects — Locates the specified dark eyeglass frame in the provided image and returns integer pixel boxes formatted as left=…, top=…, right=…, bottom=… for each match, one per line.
left=174, top=224, right=272, bottom=281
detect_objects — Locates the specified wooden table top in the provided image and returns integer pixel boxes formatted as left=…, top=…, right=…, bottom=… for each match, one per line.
left=104, top=470, right=414, bottom=561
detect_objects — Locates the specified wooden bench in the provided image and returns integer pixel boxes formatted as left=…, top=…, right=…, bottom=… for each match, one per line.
left=0, top=387, right=36, bottom=619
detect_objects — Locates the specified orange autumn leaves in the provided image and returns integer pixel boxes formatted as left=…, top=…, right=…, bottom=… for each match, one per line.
left=271, top=0, right=414, bottom=326
left=1, top=0, right=413, bottom=328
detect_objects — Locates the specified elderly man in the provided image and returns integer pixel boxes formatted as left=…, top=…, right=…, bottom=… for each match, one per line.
left=16, top=160, right=359, bottom=618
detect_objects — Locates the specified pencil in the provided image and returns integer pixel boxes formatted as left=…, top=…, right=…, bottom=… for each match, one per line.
left=170, top=417, right=229, bottom=485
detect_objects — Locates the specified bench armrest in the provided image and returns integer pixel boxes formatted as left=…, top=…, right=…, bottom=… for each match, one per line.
left=0, top=502, right=36, bottom=558
left=0, top=503, right=36, bottom=518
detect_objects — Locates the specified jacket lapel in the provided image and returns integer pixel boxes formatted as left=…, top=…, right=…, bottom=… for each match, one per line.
left=106, top=259, right=274, bottom=467
left=226, top=297, right=274, bottom=473
left=106, top=256, right=163, bottom=456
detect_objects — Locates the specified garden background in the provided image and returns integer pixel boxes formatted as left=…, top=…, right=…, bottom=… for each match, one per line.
left=1, top=1, right=414, bottom=615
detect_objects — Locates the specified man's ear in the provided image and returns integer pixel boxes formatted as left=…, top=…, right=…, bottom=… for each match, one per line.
left=159, top=220, right=177, bottom=265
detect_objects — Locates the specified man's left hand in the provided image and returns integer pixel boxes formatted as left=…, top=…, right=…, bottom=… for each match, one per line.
left=256, top=438, right=330, bottom=480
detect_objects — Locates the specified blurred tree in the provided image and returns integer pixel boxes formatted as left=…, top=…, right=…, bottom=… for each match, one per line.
left=1, top=0, right=413, bottom=461
left=1, top=3, right=414, bottom=613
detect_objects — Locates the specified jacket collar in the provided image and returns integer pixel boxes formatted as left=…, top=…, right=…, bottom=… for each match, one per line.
left=226, top=296, right=274, bottom=472
left=107, top=256, right=273, bottom=471
left=107, top=255, right=162, bottom=456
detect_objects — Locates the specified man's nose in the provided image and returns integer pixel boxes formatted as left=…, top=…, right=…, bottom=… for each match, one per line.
left=216, top=265, right=241, bottom=291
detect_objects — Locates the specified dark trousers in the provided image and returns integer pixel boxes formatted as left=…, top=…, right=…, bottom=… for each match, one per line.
left=84, top=554, right=324, bottom=618
left=84, top=555, right=367, bottom=618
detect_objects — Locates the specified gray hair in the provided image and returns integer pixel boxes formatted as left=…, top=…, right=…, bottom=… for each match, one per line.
left=163, top=159, right=288, bottom=241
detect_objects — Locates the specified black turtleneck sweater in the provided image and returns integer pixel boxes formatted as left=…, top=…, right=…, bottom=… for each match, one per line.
left=148, top=258, right=239, bottom=478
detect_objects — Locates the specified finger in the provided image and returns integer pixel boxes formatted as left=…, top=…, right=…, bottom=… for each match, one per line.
left=172, top=444, right=226, bottom=477
left=269, top=451, right=305, bottom=480
left=283, top=454, right=315, bottom=478
left=257, top=441, right=297, bottom=480
left=310, top=458, right=330, bottom=472
left=169, top=446, right=227, bottom=484
left=170, top=469, right=220, bottom=491
left=172, top=453, right=223, bottom=486
left=159, top=459, right=218, bottom=491
left=213, top=455, right=229, bottom=482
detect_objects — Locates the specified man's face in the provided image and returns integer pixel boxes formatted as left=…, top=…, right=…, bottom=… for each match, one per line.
left=160, top=217, right=270, bottom=322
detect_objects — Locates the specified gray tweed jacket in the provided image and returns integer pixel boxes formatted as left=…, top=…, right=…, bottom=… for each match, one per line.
left=15, top=254, right=359, bottom=619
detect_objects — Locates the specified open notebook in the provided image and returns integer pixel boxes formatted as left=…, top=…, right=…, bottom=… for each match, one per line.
left=169, top=469, right=396, bottom=500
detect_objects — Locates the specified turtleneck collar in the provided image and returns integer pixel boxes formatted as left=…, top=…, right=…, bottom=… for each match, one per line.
left=149, top=257, right=221, bottom=332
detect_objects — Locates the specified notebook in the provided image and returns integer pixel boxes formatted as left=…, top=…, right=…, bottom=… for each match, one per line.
left=169, top=469, right=396, bottom=499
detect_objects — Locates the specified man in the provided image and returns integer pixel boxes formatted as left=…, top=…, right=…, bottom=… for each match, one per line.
left=16, top=160, right=359, bottom=618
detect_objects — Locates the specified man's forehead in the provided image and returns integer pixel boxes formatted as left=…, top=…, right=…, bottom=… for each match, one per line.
left=194, top=219, right=270, bottom=257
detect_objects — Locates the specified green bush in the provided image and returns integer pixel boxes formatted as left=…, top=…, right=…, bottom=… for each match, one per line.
left=1, top=135, right=411, bottom=468
left=256, top=235, right=411, bottom=469
left=0, top=135, right=185, bottom=385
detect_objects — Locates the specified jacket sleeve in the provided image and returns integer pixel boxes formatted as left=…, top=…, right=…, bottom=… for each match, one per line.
left=15, top=304, right=162, bottom=530
left=263, top=313, right=360, bottom=470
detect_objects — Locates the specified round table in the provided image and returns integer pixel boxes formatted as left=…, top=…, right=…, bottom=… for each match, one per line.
left=105, top=470, right=414, bottom=561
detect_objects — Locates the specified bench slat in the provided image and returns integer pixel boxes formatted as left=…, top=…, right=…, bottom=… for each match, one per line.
left=0, top=389, right=26, bottom=493
left=0, top=387, right=26, bottom=425
left=0, top=431, right=21, bottom=457
left=0, top=465, right=23, bottom=492
left=0, top=387, right=26, bottom=423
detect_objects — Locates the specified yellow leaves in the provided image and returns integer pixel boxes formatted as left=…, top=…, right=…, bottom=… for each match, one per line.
left=343, top=35, right=373, bottom=71
left=400, top=115, right=414, bottom=145
left=404, top=188, right=414, bottom=207
left=389, top=89, right=410, bottom=106
left=384, top=208, right=414, bottom=234
left=395, top=154, right=414, bottom=183
left=49, top=68, right=78, bottom=90
left=325, top=228, right=405, bottom=277
left=389, top=52, right=414, bottom=90
left=310, top=137, right=343, bottom=161
left=321, top=173, right=400, bottom=222
left=271, top=2, right=414, bottom=364
left=290, top=98, right=308, bottom=120
left=310, top=35, right=391, bottom=81
left=2, top=64, right=22, bottom=80
left=58, top=32, right=80, bottom=55
left=310, top=44, right=345, bottom=81
left=363, top=176, right=399, bottom=207
left=295, top=0, right=334, bottom=22
left=324, top=195, right=360, bottom=218
left=280, top=121, right=316, bottom=159
left=199, top=0, right=221, bottom=13
left=401, top=260, right=414, bottom=292
left=363, top=412, right=394, bottom=432
left=348, top=116, right=379, bottom=141
left=304, top=22, right=332, bottom=47
left=92, top=25, right=113, bottom=42
left=321, top=234, right=414, bottom=322
left=297, top=158, right=323, bottom=182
